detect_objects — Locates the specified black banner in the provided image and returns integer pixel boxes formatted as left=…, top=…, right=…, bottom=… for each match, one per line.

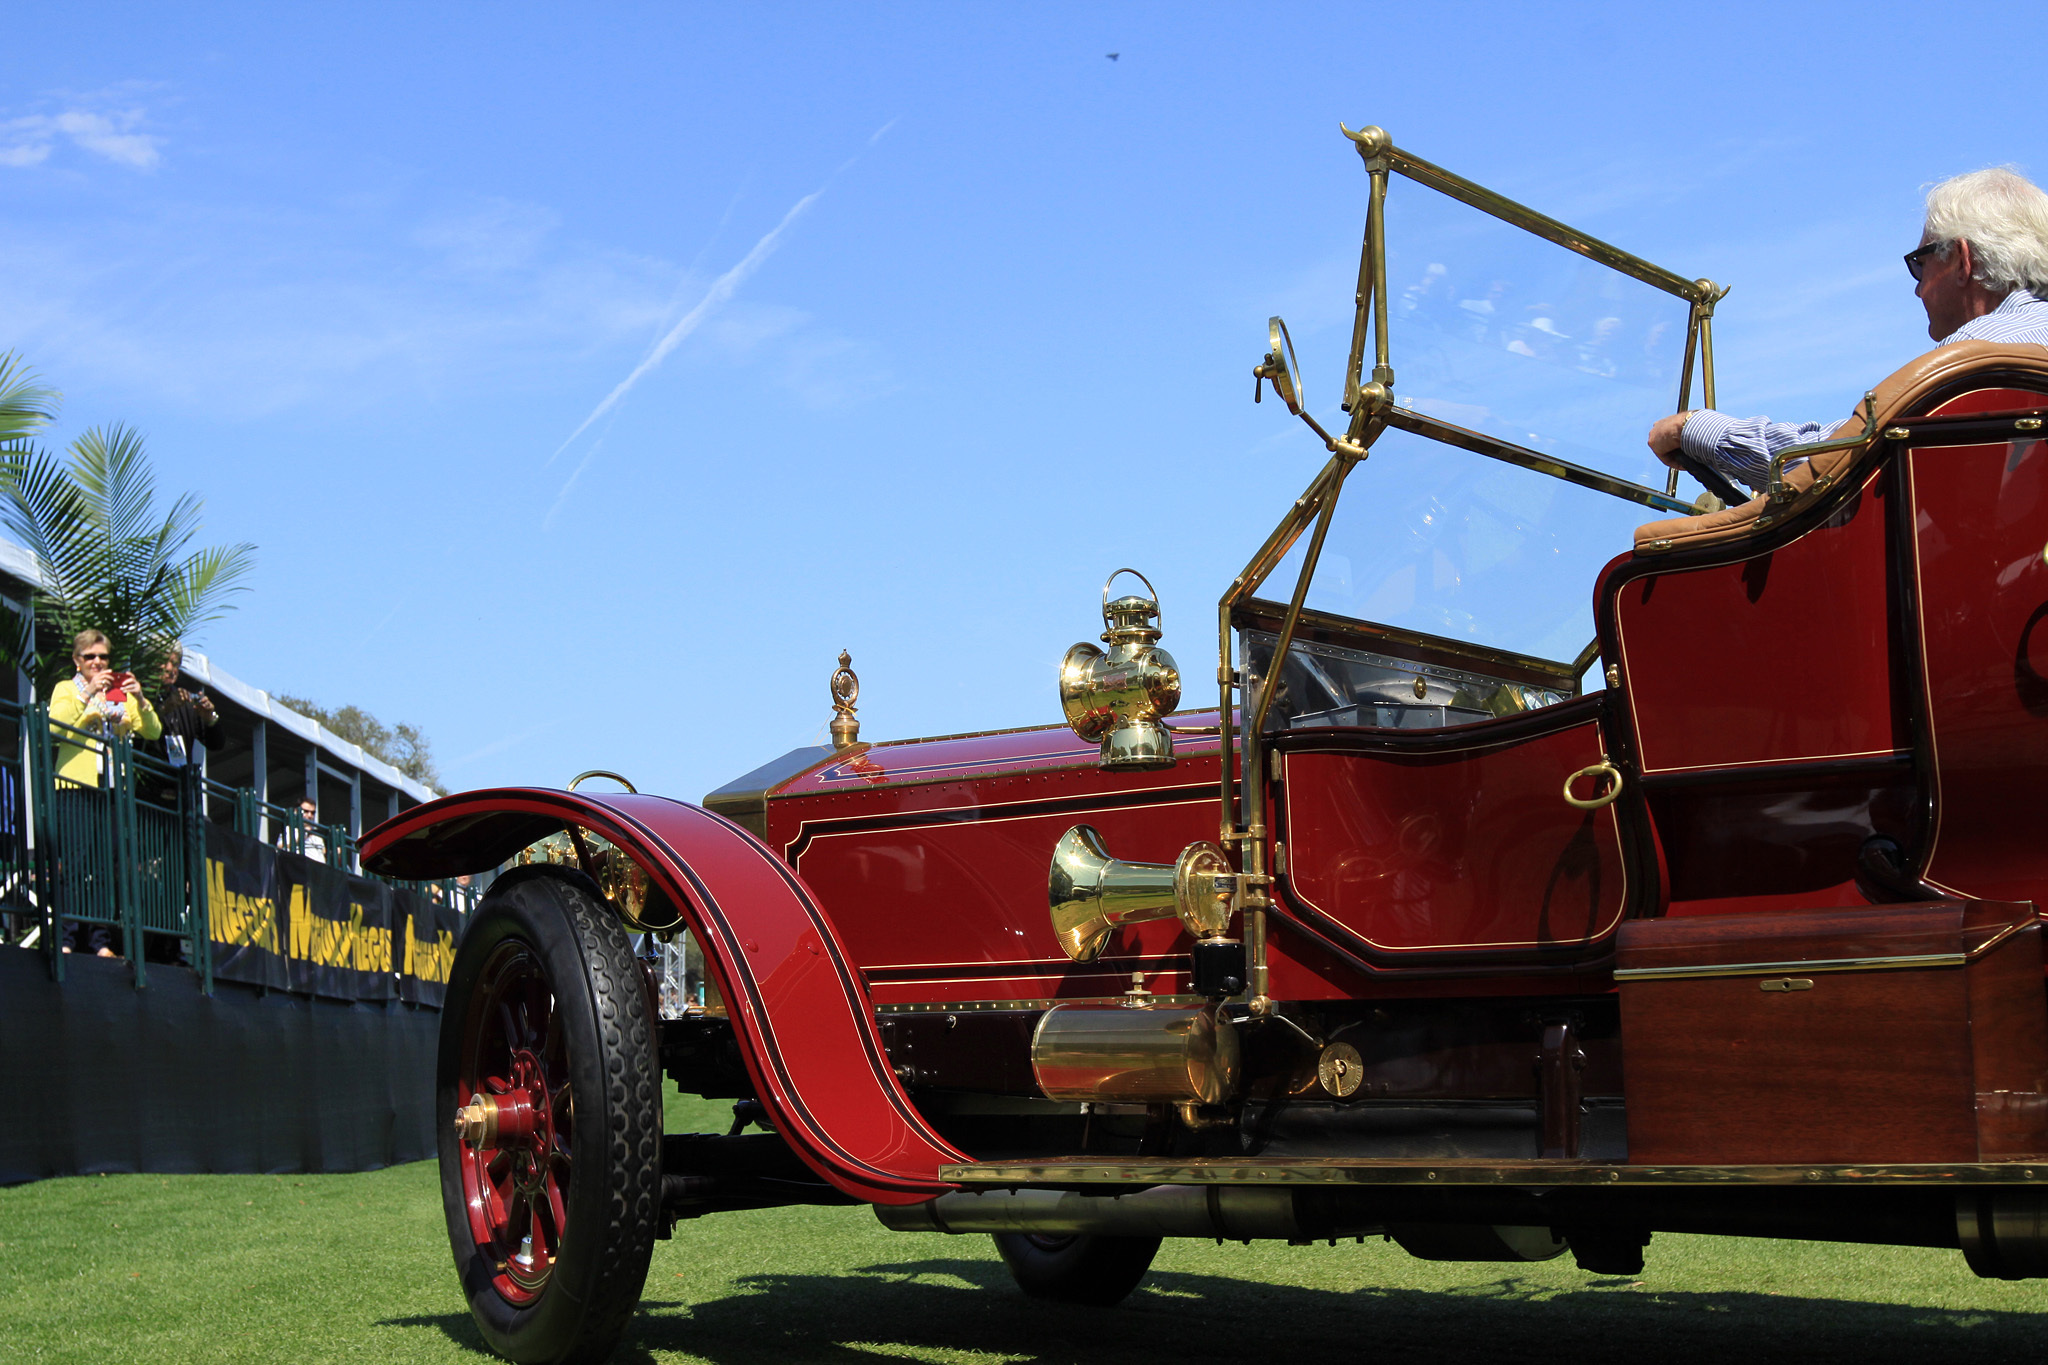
left=206, top=822, right=287, bottom=992
left=205, top=823, right=453, bottom=1005
left=277, top=855, right=394, bottom=1001
left=396, top=881, right=458, bottom=1009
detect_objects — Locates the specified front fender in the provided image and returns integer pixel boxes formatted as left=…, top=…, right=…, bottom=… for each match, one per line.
left=363, top=788, right=964, bottom=1204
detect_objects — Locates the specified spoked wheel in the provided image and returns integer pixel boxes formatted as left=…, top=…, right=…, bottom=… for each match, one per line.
left=440, top=867, right=662, bottom=1364
left=992, top=1232, right=1162, bottom=1306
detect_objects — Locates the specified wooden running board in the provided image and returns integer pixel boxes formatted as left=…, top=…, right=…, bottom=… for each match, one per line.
left=942, top=1156, right=2048, bottom=1187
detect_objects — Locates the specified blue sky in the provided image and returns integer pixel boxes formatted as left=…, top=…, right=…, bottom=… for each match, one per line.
left=3, top=2, right=2042, bottom=804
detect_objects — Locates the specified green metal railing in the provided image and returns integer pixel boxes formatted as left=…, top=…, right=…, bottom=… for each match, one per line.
left=0, top=700, right=32, bottom=946
left=8, top=696, right=475, bottom=993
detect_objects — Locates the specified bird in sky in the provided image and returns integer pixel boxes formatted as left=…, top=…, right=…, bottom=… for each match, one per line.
left=1106, top=53, right=1119, bottom=61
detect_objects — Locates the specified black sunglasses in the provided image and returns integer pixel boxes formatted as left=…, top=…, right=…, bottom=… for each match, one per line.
left=1904, top=241, right=1945, bottom=282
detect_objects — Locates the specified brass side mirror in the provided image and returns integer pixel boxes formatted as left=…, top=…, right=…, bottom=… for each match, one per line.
left=1253, top=316, right=1305, bottom=415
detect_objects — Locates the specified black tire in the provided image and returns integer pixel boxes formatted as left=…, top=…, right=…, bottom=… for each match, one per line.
left=991, top=1233, right=1162, bottom=1306
left=439, top=867, right=662, bottom=1364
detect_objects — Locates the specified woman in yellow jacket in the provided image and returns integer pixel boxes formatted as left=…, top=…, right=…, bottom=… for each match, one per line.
left=50, top=629, right=162, bottom=957
left=49, top=628, right=162, bottom=786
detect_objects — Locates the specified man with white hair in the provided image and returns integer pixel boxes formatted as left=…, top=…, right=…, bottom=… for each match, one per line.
left=1647, top=167, right=2048, bottom=489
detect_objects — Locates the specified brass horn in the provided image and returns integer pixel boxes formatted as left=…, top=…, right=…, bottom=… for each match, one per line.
left=1048, top=826, right=1236, bottom=963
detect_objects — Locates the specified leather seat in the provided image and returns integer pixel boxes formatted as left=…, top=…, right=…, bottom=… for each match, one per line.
left=1633, top=340, right=2048, bottom=554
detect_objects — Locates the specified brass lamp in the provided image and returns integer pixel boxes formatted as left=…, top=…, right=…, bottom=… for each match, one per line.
left=1058, top=569, right=1180, bottom=770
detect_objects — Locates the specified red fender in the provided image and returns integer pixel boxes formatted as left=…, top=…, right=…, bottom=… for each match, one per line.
left=362, top=789, right=964, bottom=1204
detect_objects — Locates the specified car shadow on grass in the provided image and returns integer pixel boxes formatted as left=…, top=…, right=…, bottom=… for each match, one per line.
left=383, top=1255, right=2048, bottom=1364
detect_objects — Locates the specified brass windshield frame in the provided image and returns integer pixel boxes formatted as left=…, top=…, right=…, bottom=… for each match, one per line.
left=1219, top=127, right=1727, bottom=1009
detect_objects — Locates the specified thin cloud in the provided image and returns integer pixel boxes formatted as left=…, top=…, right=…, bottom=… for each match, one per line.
left=545, top=120, right=900, bottom=493
left=1, top=108, right=162, bottom=170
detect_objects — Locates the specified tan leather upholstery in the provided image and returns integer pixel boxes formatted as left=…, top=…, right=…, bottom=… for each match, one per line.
left=1633, top=340, right=2048, bottom=554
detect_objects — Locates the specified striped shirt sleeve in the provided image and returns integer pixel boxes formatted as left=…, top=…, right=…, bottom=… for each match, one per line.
left=1678, top=410, right=1842, bottom=491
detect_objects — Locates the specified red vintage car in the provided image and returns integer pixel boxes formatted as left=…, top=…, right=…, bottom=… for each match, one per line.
left=364, top=125, right=2048, bottom=1364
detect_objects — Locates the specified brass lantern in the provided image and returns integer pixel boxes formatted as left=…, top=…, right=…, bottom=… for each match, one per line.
left=1059, top=569, right=1180, bottom=770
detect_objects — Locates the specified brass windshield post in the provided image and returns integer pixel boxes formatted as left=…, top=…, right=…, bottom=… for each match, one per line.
left=1343, top=205, right=1375, bottom=413
left=1699, top=294, right=1721, bottom=412
left=1214, top=457, right=1343, bottom=1014
left=1368, top=159, right=1393, bottom=392
left=1218, top=408, right=1384, bottom=1016
left=1342, top=124, right=1397, bottom=399
left=1664, top=279, right=1726, bottom=498
left=1667, top=316, right=1700, bottom=498
left=1217, top=453, right=1346, bottom=842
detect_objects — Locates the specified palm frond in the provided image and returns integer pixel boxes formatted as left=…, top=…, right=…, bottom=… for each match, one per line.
left=0, top=352, right=60, bottom=448
left=0, top=445, right=95, bottom=601
left=0, top=600, right=37, bottom=681
left=68, top=424, right=159, bottom=549
left=161, top=541, right=258, bottom=630
left=119, top=488, right=205, bottom=592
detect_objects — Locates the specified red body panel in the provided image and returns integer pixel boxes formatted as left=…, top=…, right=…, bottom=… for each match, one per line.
left=1276, top=713, right=1626, bottom=960
left=363, top=789, right=962, bottom=1204
left=1613, top=465, right=1902, bottom=777
left=1905, top=388, right=2048, bottom=905
left=762, top=707, right=1628, bottom=1003
left=767, top=731, right=1225, bottom=1003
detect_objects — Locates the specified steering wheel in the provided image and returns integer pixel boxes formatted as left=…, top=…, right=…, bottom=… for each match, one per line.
left=1669, top=452, right=1748, bottom=509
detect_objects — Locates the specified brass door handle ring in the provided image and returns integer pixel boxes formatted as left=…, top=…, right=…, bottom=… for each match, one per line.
left=1562, top=761, right=1623, bottom=810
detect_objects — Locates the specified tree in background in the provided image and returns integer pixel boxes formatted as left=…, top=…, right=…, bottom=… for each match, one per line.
left=274, top=694, right=444, bottom=794
left=0, top=352, right=256, bottom=693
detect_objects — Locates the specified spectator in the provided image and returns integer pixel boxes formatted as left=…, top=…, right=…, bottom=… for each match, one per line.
left=144, top=640, right=218, bottom=792
left=50, top=629, right=161, bottom=786
left=50, top=628, right=162, bottom=956
left=280, top=796, right=328, bottom=865
left=129, top=640, right=216, bottom=968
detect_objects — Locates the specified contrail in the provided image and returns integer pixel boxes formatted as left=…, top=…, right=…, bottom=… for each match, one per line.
left=542, top=431, right=607, bottom=532
left=550, top=185, right=822, bottom=460
left=548, top=120, right=899, bottom=470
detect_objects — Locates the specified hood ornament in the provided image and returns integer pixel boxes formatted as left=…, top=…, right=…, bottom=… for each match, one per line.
left=1058, top=569, right=1180, bottom=770
left=829, top=650, right=860, bottom=750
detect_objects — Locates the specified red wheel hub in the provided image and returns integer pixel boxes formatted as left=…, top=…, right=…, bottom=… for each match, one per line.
left=454, top=942, right=574, bottom=1305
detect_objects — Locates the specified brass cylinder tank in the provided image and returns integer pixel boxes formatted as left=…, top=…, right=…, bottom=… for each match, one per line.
left=1030, top=1004, right=1239, bottom=1106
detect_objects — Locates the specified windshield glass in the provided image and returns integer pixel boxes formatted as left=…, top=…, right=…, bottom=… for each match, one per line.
left=1270, top=422, right=1649, bottom=667
left=1383, top=179, right=1693, bottom=489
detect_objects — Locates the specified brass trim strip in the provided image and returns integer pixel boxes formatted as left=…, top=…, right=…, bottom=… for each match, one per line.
left=875, top=996, right=1203, bottom=1015
left=1616, top=918, right=2030, bottom=983
left=941, top=1158, right=2048, bottom=1187
left=1614, top=952, right=1966, bottom=982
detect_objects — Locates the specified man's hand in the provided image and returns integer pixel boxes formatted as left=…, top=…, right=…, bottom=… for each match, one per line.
left=1647, top=411, right=1693, bottom=467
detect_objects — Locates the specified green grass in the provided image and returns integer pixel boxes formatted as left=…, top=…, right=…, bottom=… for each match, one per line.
left=3, top=1084, right=2048, bottom=1363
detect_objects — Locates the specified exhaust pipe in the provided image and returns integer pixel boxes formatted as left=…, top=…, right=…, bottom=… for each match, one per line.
left=878, top=1186, right=1613, bottom=1264
left=876, top=1185, right=1322, bottom=1240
